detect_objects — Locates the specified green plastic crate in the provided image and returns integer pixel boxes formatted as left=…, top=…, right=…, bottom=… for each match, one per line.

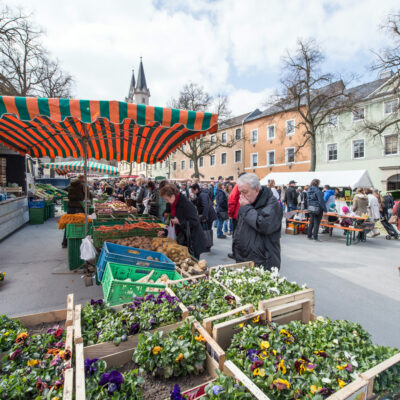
left=93, top=228, right=161, bottom=248
left=29, top=208, right=45, bottom=224
left=49, top=204, right=55, bottom=218
left=68, top=238, right=84, bottom=270
left=101, top=262, right=183, bottom=306
left=66, top=223, right=92, bottom=239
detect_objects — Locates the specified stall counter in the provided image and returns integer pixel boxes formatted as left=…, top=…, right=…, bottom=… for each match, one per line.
left=0, top=197, right=29, bottom=240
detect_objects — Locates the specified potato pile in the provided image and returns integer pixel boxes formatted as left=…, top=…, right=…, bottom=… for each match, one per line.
left=108, top=237, right=153, bottom=249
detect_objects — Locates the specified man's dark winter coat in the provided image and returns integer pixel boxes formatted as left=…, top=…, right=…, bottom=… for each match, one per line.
left=284, top=186, right=298, bottom=206
left=194, top=189, right=217, bottom=222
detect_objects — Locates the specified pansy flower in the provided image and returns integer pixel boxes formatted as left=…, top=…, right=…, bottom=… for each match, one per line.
left=212, top=385, right=224, bottom=395
left=27, top=359, right=40, bottom=367
left=338, top=378, right=347, bottom=388
left=176, top=353, right=184, bottom=362
left=84, top=358, right=99, bottom=377
left=35, top=377, right=48, bottom=393
left=252, top=315, right=260, bottom=323
left=53, top=379, right=64, bottom=390
left=260, top=340, right=270, bottom=350
left=9, top=348, right=22, bottom=360
left=260, top=333, right=269, bottom=340
left=271, top=378, right=290, bottom=390
left=98, top=370, right=124, bottom=394
left=253, top=368, right=265, bottom=377
left=194, top=334, right=206, bottom=343
left=310, top=385, right=322, bottom=394
left=46, top=326, right=59, bottom=335
left=246, top=349, right=258, bottom=362
left=170, top=384, right=187, bottom=400
left=130, top=323, right=140, bottom=335
left=250, top=360, right=264, bottom=371
left=54, top=328, right=64, bottom=338
left=277, top=359, right=286, bottom=374
left=16, top=332, right=28, bottom=343
left=90, top=299, right=104, bottom=306
left=337, top=363, right=352, bottom=372
left=152, top=346, right=163, bottom=355
left=314, top=350, right=327, bottom=358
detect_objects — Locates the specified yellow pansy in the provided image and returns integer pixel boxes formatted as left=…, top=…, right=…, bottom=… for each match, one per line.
left=252, top=315, right=260, bottom=323
left=3, top=332, right=9, bottom=337
left=253, top=368, right=265, bottom=377
left=27, top=359, right=39, bottom=367
left=338, top=378, right=347, bottom=388
left=278, top=359, right=286, bottom=374
left=176, top=353, right=184, bottom=362
left=178, top=335, right=184, bottom=340
left=260, top=341, right=270, bottom=350
left=259, top=351, right=268, bottom=360
left=310, top=385, right=322, bottom=394
left=238, top=323, right=244, bottom=328
left=272, top=349, right=277, bottom=356
left=194, top=335, right=206, bottom=342
left=152, top=346, right=163, bottom=355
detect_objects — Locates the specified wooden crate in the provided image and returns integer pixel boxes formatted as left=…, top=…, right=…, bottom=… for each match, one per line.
left=212, top=304, right=400, bottom=400
left=74, top=318, right=226, bottom=400
left=10, top=294, right=75, bottom=400
left=210, top=261, right=315, bottom=323
left=73, top=288, right=189, bottom=362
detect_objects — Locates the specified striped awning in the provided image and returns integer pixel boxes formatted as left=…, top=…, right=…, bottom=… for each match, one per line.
left=0, top=96, right=218, bottom=163
left=42, top=161, right=119, bottom=176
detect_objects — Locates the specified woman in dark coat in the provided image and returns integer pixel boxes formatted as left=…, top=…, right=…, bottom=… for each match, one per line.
left=146, top=181, right=160, bottom=217
left=160, top=183, right=206, bottom=259
left=306, top=179, right=327, bottom=241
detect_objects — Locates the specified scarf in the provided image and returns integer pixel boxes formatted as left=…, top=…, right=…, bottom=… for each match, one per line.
left=171, top=193, right=180, bottom=218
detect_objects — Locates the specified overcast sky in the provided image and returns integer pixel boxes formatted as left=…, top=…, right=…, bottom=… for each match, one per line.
left=7, top=0, right=399, bottom=116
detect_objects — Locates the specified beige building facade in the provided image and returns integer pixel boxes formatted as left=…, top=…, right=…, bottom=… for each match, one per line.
left=170, top=113, right=250, bottom=181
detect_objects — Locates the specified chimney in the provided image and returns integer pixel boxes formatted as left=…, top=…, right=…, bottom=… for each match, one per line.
left=380, top=70, right=393, bottom=80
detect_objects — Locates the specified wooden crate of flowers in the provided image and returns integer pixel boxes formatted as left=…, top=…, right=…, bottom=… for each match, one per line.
left=74, top=317, right=235, bottom=400
left=210, top=302, right=400, bottom=400
left=0, top=294, right=74, bottom=400
left=73, top=289, right=189, bottom=364
left=209, top=262, right=315, bottom=326
left=166, top=274, right=256, bottom=329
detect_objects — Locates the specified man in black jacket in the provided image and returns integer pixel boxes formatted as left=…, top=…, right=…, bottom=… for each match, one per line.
left=233, top=173, right=283, bottom=270
left=284, top=180, right=298, bottom=227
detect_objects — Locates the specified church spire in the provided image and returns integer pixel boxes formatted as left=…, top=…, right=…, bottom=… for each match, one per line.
left=136, top=57, right=149, bottom=91
left=126, top=69, right=135, bottom=103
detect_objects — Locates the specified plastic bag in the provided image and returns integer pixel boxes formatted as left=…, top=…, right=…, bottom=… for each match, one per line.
left=167, top=221, right=176, bottom=240
left=80, top=236, right=97, bottom=261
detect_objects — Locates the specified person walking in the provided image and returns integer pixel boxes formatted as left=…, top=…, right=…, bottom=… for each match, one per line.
left=215, top=183, right=229, bottom=239
left=366, top=188, right=380, bottom=237
left=383, top=192, right=394, bottom=219
left=284, top=180, right=298, bottom=211
left=133, top=177, right=147, bottom=214
left=146, top=181, right=160, bottom=217
left=160, top=183, right=206, bottom=259
left=191, top=183, right=217, bottom=251
left=223, top=183, right=234, bottom=235
left=352, top=188, right=369, bottom=216
left=268, top=179, right=280, bottom=200
left=306, top=179, right=327, bottom=242
left=233, top=173, right=283, bottom=271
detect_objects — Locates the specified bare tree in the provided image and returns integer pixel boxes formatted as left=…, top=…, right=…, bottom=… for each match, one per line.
left=213, top=93, right=232, bottom=121
left=0, top=7, right=73, bottom=97
left=170, top=83, right=236, bottom=178
left=275, top=38, right=355, bottom=171
left=362, top=11, right=400, bottom=139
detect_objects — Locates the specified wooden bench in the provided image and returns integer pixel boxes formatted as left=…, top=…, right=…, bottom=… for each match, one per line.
left=320, top=223, right=364, bottom=245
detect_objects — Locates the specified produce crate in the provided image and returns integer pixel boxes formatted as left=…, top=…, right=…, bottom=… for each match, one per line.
left=210, top=307, right=400, bottom=400
left=68, top=238, right=84, bottom=270
left=73, top=291, right=189, bottom=360
left=210, top=261, right=315, bottom=325
left=29, top=199, right=45, bottom=208
left=7, top=295, right=75, bottom=400
left=74, top=318, right=226, bottom=400
left=29, top=207, right=45, bottom=224
left=96, top=242, right=175, bottom=284
left=101, top=262, right=183, bottom=306
left=66, top=223, right=92, bottom=239
left=93, top=226, right=163, bottom=248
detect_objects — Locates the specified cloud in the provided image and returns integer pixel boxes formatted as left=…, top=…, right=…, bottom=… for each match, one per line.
left=6, top=0, right=400, bottom=115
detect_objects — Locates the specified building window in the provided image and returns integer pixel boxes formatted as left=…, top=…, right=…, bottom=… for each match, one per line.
left=328, top=114, right=338, bottom=127
left=353, top=139, right=365, bottom=159
left=210, top=154, right=215, bottom=166
left=221, top=132, right=227, bottom=143
left=384, top=99, right=398, bottom=114
left=221, top=152, right=227, bottom=165
left=267, top=150, right=275, bottom=166
left=286, top=147, right=295, bottom=163
left=199, top=156, right=204, bottom=167
left=181, top=160, right=185, bottom=170
left=286, top=119, right=295, bottom=135
left=327, top=143, right=338, bottom=161
left=384, top=134, right=399, bottom=155
left=189, top=159, right=194, bottom=168
left=234, top=150, right=242, bottom=163
left=235, top=128, right=242, bottom=140
left=173, top=162, right=177, bottom=171
left=251, top=153, right=258, bottom=167
left=211, top=135, right=216, bottom=144
left=267, top=125, right=275, bottom=140
left=353, top=107, right=365, bottom=121
left=251, top=129, right=258, bottom=143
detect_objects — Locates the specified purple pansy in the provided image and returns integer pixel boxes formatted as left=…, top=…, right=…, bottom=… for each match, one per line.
left=46, top=325, right=59, bottom=335
left=90, top=299, right=104, bottom=306
left=10, top=348, right=22, bottom=360
left=98, top=370, right=124, bottom=394
left=130, top=323, right=140, bottom=334
left=212, top=385, right=224, bottom=395
left=246, top=349, right=259, bottom=362
left=84, top=358, right=99, bottom=377
left=170, top=384, right=186, bottom=400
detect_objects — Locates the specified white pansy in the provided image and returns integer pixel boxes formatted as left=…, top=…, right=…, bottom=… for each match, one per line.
left=333, top=339, right=339, bottom=344
left=301, top=284, right=307, bottom=289
left=321, top=377, right=331, bottom=384
left=316, top=316, right=325, bottom=322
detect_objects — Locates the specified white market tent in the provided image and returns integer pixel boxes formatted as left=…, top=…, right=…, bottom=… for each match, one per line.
left=260, top=169, right=373, bottom=189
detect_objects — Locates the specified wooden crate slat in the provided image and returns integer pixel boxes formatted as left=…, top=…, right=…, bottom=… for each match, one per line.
left=75, top=342, right=85, bottom=400
left=14, top=309, right=67, bottom=326
left=65, top=325, right=73, bottom=357
left=63, top=367, right=74, bottom=400
left=74, top=304, right=83, bottom=344
left=209, top=261, right=254, bottom=274
left=326, top=377, right=368, bottom=400
left=258, top=288, right=315, bottom=313
left=266, top=298, right=312, bottom=324
left=202, top=304, right=254, bottom=334
left=66, top=293, right=74, bottom=327
left=359, top=352, right=400, bottom=379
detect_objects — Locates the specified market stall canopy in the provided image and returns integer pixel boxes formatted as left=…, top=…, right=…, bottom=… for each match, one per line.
left=42, top=161, right=119, bottom=176
left=0, top=96, right=218, bottom=163
left=260, top=170, right=374, bottom=189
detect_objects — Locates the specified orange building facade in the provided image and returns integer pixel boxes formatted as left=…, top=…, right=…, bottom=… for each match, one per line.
left=243, top=107, right=311, bottom=180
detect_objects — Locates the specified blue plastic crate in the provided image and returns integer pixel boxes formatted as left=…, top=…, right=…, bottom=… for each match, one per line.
left=29, top=199, right=45, bottom=208
left=96, top=242, right=175, bottom=284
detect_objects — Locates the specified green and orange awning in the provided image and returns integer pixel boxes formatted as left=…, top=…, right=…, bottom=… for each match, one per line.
left=42, top=161, right=119, bottom=176
left=0, top=96, right=218, bottom=163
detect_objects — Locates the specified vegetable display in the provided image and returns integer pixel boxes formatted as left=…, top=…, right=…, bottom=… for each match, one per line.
left=82, top=292, right=182, bottom=346
left=96, top=221, right=163, bottom=232
left=211, top=266, right=304, bottom=304
left=226, top=318, right=400, bottom=398
left=0, top=325, right=71, bottom=399
left=58, top=213, right=91, bottom=229
left=133, top=319, right=207, bottom=379
left=171, top=279, right=238, bottom=322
